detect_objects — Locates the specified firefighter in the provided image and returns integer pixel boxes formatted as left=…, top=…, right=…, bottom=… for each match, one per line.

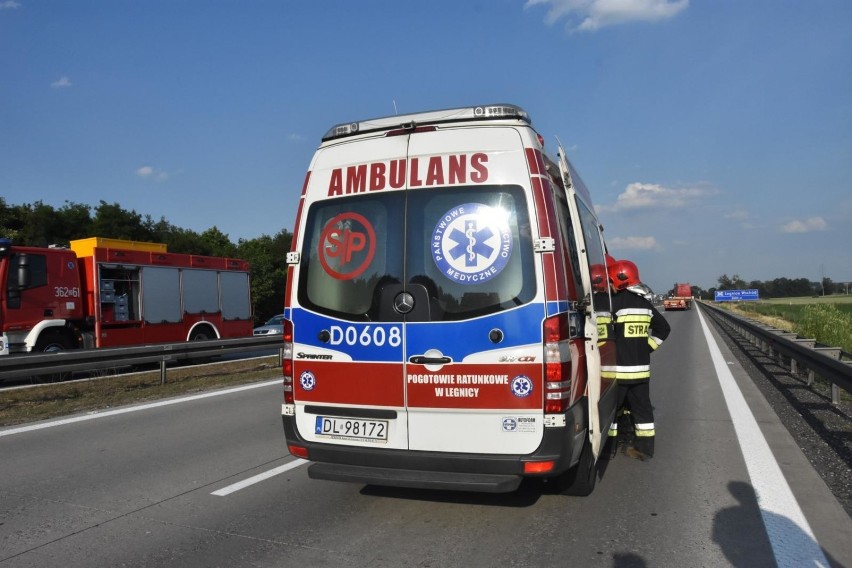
left=606, top=259, right=670, bottom=461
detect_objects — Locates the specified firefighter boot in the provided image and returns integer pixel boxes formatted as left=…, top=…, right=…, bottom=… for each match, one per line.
left=627, top=437, right=654, bottom=461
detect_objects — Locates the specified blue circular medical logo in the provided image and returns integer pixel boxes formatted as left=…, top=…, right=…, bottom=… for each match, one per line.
left=299, top=371, right=316, bottom=391
left=511, top=375, right=533, bottom=398
left=502, top=417, right=517, bottom=432
left=431, top=203, right=513, bottom=285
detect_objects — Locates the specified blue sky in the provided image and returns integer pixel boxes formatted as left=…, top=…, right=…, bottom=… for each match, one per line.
left=2, top=0, right=850, bottom=292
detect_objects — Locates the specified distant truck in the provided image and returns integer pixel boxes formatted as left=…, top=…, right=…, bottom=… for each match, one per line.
left=663, top=283, right=693, bottom=311
left=0, top=237, right=253, bottom=356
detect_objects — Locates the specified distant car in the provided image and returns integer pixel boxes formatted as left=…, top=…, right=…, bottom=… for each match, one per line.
left=253, top=314, right=285, bottom=336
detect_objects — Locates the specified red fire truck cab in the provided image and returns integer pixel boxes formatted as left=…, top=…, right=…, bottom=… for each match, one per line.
left=0, top=237, right=252, bottom=356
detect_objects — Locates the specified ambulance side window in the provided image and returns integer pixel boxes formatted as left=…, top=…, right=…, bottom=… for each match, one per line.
left=553, top=193, right=583, bottom=296
left=575, top=200, right=610, bottom=314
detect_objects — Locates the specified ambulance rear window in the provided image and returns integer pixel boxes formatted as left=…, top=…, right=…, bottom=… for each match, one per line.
left=297, top=186, right=535, bottom=322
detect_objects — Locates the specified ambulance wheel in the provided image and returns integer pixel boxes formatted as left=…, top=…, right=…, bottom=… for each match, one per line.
left=556, top=438, right=597, bottom=496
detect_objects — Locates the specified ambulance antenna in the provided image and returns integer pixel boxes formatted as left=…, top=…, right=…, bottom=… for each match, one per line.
left=392, top=99, right=398, bottom=115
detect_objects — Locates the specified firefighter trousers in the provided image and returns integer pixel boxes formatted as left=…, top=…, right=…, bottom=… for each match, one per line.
left=611, top=380, right=655, bottom=457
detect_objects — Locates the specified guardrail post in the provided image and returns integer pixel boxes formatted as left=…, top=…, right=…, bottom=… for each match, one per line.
left=832, top=384, right=840, bottom=405
left=807, top=369, right=815, bottom=387
left=791, top=358, right=798, bottom=375
left=160, top=360, right=167, bottom=385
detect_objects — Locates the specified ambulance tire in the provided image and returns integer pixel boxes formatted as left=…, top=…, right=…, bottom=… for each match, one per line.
left=556, top=437, right=597, bottom=496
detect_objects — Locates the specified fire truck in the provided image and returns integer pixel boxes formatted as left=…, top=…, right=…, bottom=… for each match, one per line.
left=0, top=237, right=253, bottom=356
left=663, top=283, right=693, bottom=311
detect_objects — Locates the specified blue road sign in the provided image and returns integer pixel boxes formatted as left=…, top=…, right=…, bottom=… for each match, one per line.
left=715, top=289, right=759, bottom=302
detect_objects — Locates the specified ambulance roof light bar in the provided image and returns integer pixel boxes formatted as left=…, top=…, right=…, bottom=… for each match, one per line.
left=322, top=104, right=531, bottom=141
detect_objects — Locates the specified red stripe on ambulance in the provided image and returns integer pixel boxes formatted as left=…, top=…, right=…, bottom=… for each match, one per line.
left=293, top=361, right=404, bottom=407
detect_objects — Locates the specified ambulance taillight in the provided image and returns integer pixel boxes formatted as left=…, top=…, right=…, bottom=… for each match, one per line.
left=543, top=314, right=572, bottom=414
left=282, top=318, right=294, bottom=404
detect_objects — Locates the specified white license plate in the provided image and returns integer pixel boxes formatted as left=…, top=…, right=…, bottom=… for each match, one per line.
left=315, top=416, right=388, bottom=443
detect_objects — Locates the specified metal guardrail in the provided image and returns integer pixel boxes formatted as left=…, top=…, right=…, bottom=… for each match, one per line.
left=0, top=335, right=284, bottom=382
left=700, top=301, right=852, bottom=404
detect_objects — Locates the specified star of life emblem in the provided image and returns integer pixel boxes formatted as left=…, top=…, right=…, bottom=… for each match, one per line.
left=431, top=203, right=513, bottom=285
left=299, top=371, right=316, bottom=391
left=511, top=375, right=533, bottom=398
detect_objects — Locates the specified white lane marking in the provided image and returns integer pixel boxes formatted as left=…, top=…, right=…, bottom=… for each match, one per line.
left=211, top=459, right=309, bottom=496
left=0, top=379, right=282, bottom=438
left=697, top=308, right=829, bottom=568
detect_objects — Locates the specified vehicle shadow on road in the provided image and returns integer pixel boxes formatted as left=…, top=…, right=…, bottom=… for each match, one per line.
left=712, top=481, right=836, bottom=567
left=359, top=480, right=543, bottom=507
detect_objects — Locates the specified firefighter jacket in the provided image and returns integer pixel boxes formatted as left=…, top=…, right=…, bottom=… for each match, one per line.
left=592, top=291, right=613, bottom=346
left=601, top=289, right=670, bottom=381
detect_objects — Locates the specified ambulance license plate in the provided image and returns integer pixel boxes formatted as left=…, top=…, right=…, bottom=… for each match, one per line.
left=315, top=416, right=388, bottom=442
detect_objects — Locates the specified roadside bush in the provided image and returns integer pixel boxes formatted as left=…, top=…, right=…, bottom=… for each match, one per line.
left=795, top=304, right=852, bottom=353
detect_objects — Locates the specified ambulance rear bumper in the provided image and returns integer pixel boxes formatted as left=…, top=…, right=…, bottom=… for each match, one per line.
left=282, top=402, right=585, bottom=493
left=308, top=462, right=523, bottom=493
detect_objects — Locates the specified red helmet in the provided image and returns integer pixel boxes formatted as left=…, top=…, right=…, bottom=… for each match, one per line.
left=608, top=259, right=641, bottom=291
left=590, top=263, right=608, bottom=292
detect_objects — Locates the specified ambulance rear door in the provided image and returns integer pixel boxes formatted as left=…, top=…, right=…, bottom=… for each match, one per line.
left=290, top=134, right=411, bottom=451
left=402, top=127, right=546, bottom=454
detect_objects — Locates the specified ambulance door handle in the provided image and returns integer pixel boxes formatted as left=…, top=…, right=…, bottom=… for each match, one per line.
left=409, top=355, right=452, bottom=365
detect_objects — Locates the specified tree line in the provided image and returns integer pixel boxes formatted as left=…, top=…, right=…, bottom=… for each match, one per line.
left=1, top=198, right=292, bottom=323
left=668, top=273, right=849, bottom=300
left=4, top=198, right=845, bottom=317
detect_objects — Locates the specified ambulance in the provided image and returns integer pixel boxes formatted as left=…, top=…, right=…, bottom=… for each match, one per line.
left=281, top=104, right=618, bottom=494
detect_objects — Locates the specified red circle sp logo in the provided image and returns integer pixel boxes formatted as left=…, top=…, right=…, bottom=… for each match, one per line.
left=318, top=212, right=376, bottom=280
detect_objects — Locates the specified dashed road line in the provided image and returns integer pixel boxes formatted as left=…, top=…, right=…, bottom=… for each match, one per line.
left=212, top=459, right=309, bottom=496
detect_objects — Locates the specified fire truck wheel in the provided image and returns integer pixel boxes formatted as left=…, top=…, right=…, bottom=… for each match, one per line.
left=555, top=437, right=597, bottom=497
left=35, top=331, right=74, bottom=353
left=33, top=331, right=75, bottom=382
left=189, top=327, right=214, bottom=341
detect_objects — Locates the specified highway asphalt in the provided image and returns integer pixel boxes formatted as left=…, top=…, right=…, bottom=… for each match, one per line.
left=1, top=306, right=850, bottom=567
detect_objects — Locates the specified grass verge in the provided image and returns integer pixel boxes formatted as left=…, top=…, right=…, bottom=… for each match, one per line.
left=0, top=356, right=281, bottom=428
left=726, top=299, right=852, bottom=353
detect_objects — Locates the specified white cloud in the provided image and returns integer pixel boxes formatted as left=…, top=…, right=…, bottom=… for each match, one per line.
left=779, top=216, right=827, bottom=234
left=526, top=0, right=688, bottom=31
left=135, top=166, right=170, bottom=182
left=608, top=235, right=659, bottom=250
left=724, top=209, right=749, bottom=221
left=288, top=133, right=303, bottom=141
left=51, top=76, right=72, bottom=89
left=599, top=181, right=711, bottom=212
left=0, top=1, right=21, bottom=9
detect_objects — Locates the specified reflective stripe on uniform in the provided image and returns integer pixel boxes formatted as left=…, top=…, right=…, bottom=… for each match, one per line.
left=602, top=364, right=650, bottom=380
left=615, top=307, right=653, bottom=318
left=635, top=422, right=655, bottom=437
